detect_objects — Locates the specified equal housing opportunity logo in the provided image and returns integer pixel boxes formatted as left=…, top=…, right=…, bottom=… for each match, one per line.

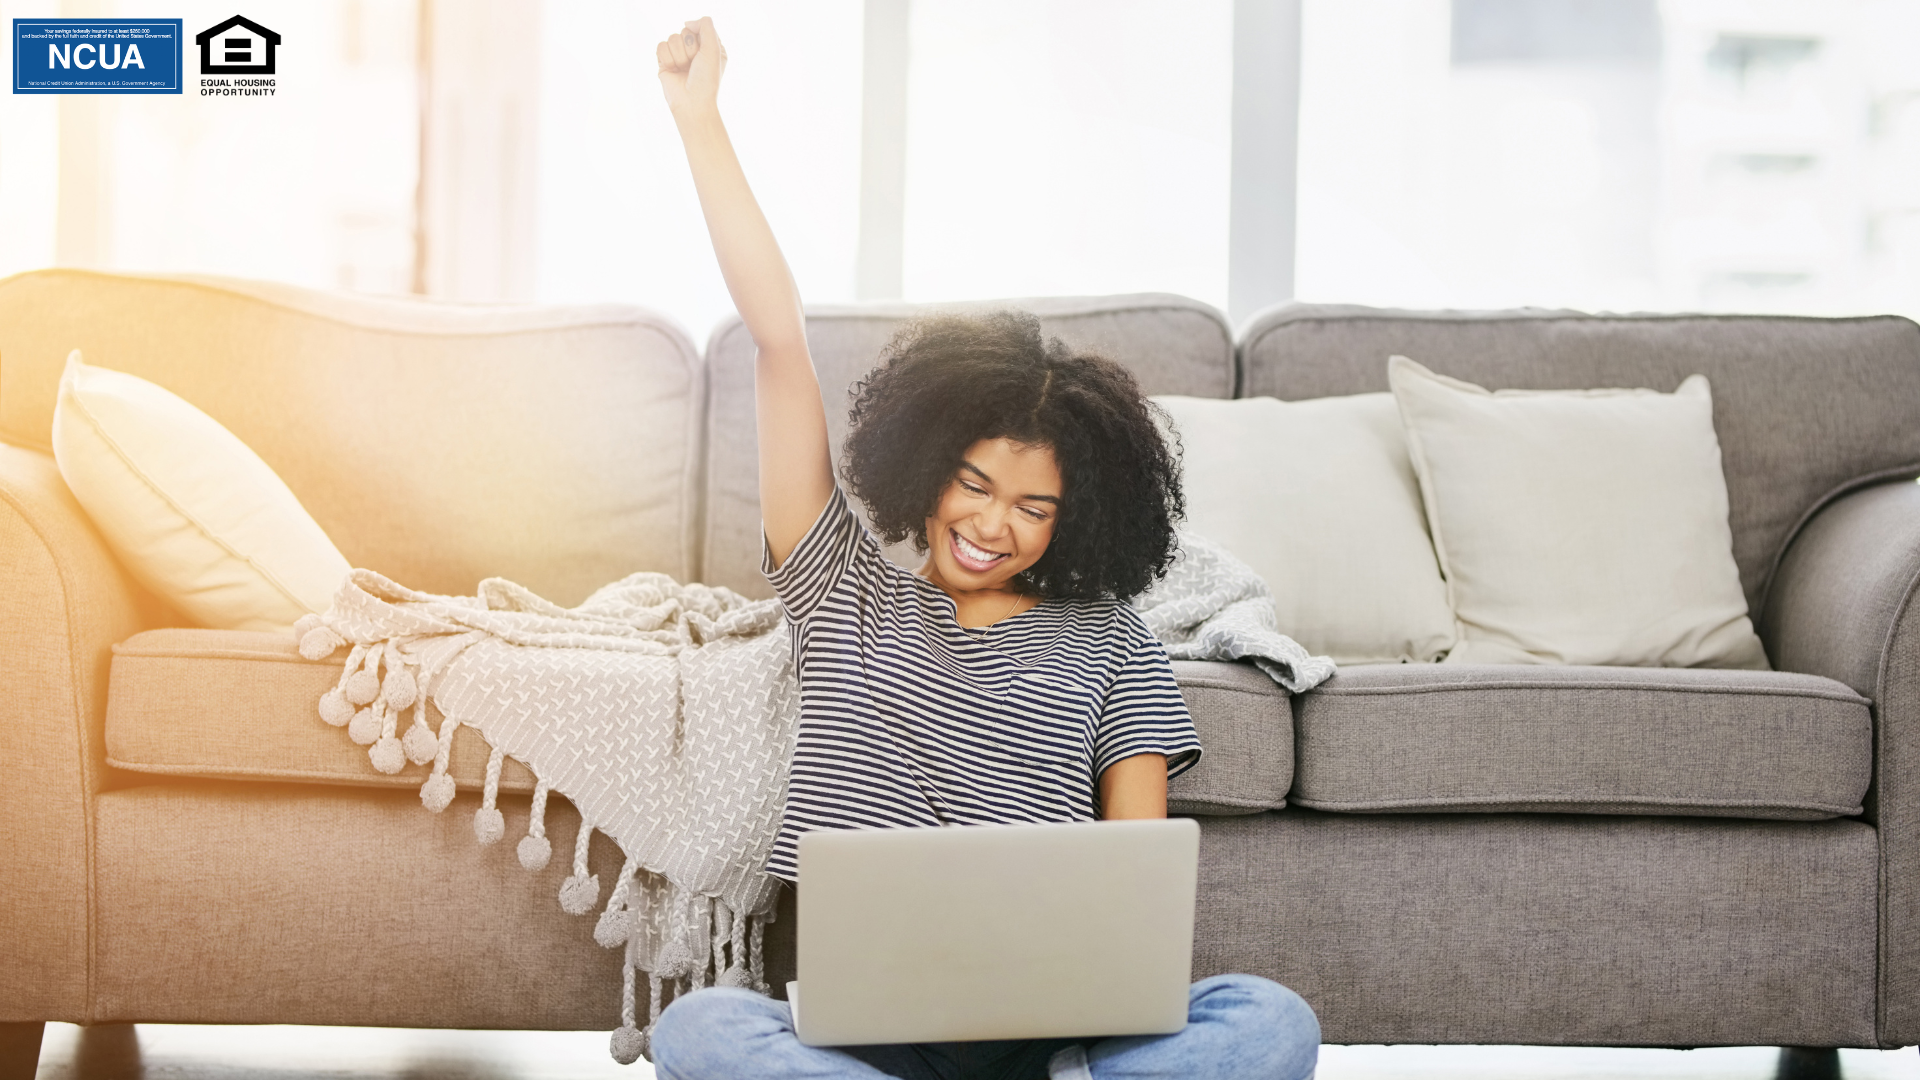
left=10, top=14, right=280, bottom=96
left=196, top=14, right=277, bottom=95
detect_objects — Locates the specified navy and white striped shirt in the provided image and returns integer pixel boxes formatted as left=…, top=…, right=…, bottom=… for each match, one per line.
left=762, top=487, right=1202, bottom=881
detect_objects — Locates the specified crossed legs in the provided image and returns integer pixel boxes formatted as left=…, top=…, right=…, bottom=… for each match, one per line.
left=651, top=974, right=1319, bottom=1080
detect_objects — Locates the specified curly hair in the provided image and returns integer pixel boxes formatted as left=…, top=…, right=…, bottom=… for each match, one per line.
left=841, top=310, right=1184, bottom=602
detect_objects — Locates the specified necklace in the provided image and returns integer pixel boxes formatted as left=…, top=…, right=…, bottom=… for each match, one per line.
left=965, top=591, right=1025, bottom=638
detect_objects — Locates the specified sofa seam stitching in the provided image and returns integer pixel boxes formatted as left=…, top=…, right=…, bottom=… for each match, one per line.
left=31, top=269, right=682, bottom=337
left=1291, top=794, right=1861, bottom=814
left=1307, top=682, right=1869, bottom=704
left=1244, top=310, right=1920, bottom=343
left=112, top=647, right=336, bottom=664
left=102, top=757, right=530, bottom=788
left=1870, top=556, right=1920, bottom=1043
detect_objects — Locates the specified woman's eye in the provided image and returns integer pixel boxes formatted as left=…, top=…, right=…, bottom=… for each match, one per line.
left=960, top=481, right=986, bottom=496
left=1020, top=506, right=1049, bottom=521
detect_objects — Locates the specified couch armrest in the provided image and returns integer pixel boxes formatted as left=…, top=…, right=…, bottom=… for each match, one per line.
left=0, top=444, right=162, bottom=1022
left=1762, top=479, right=1920, bottom=698
left=1759, top=478, right=1920, bottom=1044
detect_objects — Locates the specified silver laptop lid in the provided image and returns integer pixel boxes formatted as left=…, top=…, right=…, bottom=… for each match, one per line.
left=793, top=818, right=1199, bottom=1047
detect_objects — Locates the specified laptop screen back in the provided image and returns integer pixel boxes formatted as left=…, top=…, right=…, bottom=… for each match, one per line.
left=794, top=818, right=1199, bottom=1046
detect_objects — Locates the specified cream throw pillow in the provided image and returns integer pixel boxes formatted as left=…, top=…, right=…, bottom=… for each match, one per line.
left=52, top=352, right=350, bottom=632
left=1388, top=356, right=1768, bottom=669
left=1154, top=394, right=1455, bottom=664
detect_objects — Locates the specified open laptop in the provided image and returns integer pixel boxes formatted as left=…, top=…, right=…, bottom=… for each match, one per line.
left=789, top=817, right=1199, bottom=1047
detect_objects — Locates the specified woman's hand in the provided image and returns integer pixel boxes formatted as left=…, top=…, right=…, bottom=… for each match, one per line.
left=657, top=16, right=726, bottom=119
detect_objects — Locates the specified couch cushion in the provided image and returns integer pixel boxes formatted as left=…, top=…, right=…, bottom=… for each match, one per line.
left=1, top=270, right=702, bottom=605
left=1153, top=393, right=1455, bottom=666
left=1167, top=660, right=1292, bottom=816
left=1238, top=305, right=1920, bottom=618
left=1293, top=664, right=1871, bottom=819
left=108, top=632, right=1291, bottom=816
left=1387, top=356, right=1766, bottom=670
left=54, top=354, right=351, bottom=632
left=106, top=628, right=538, bottom=792
left=702, top=295, right=1235, bottom=598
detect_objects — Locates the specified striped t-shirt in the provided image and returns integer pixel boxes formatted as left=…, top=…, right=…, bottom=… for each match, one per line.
left=762, top=487, right=1203, bottom=881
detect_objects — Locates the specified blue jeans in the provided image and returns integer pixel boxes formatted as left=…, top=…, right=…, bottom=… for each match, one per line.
left=651, top=974, right=1319, bottom=1080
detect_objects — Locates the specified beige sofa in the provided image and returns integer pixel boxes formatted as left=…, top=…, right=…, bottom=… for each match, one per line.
left=0, top=271, right=722, bottom=1064
left=6, top=268, right=1920, bottom=1074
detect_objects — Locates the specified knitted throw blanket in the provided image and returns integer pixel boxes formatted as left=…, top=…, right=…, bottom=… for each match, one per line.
left=1135, top=530, right=1338, bottom=694
left=295, top=569, right=797, bottom=1064
left=294, top=536, right=1330, bottom=1066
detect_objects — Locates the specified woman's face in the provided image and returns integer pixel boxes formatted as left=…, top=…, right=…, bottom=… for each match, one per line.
left=922, top=437, right=1062, bottom=593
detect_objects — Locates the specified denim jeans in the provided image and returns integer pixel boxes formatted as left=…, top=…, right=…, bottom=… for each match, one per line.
left=650, top=973, right=1319, bottom=1080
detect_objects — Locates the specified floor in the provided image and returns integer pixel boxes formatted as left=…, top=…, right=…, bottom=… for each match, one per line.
left=21, top=1024, right=1920, bottom=1080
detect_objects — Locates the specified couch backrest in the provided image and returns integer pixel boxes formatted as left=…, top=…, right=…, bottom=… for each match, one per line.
left=0, top=269, right=703, bottom=606
left=1239, top=304, right=1920, bottom=615
left=701, top=294, right=1235, bottom=598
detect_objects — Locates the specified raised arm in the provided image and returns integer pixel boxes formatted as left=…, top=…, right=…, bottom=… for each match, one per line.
left=658, top=18, right=835, bottom=566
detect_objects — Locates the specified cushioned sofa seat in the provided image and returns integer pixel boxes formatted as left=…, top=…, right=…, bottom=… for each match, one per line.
left=1293, top=664, right=1872, bottom=819
left=106, top=629, right=541, bottom=793
left=104, top=632, right=1296, bottom=814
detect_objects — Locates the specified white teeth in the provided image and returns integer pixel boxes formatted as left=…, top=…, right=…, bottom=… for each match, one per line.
left=954, top=532, right=1002, bottom=563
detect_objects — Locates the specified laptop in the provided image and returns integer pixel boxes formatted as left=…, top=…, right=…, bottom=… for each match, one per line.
left=789, top=817, right=1200, bottom=1047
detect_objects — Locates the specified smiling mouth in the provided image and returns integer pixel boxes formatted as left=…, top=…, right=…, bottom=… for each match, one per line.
left=949, top=529, right=1008, bottom=573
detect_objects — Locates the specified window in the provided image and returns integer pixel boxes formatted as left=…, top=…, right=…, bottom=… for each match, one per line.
left=1295, top=0, right=1920, bottom=317
left=896, top=0, right=1233, bottom=310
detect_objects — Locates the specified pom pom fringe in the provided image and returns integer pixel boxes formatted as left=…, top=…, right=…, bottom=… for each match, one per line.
left=474, top=806, right=505, bottom=845
left=369, top=735, right=405, bottom=774
left=420, top=772, right=456, bottom=813
left=609, top=1024, right=646, bottom=1065
left=594, top=856, right=640, bottom=949
left=348, top=706, right=381, bottom=746
left=473, top=747, right=506, bottom=844
left=318, top=689, right=354, bottom=727
left=518, top=781, right=552, bottom=870
left=560, top=873, right=601, bottom=916
left=305, top=614, right=793, bottom=1066
left=299, top=625, right=345, bottom=661
left=401, top=714, right=437, bottom=765
left=345, top=667, right=380, bottom=706
left=517, top=833, right=552, bottom=871
left=559, top=818, right=600, bottom=915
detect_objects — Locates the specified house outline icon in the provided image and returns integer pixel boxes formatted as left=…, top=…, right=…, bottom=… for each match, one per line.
left=195, top=15, right=280, bottom=75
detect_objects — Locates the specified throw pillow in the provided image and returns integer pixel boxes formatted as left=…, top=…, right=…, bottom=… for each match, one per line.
left=1387, top=355, right=1769, bottom=669
left=1153, top=393, right=1455, bottom=664
left=52, top=351, right=351, bottom=632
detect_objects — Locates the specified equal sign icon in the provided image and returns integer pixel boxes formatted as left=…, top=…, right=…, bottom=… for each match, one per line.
left=224, top=37, right=251, bottom=63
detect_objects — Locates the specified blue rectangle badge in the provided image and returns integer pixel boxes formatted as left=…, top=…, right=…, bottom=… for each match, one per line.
left=14, top=19, right=183, bottom=94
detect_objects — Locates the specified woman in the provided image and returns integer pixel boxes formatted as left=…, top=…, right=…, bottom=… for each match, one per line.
left=648, top=18, right=1320, bottom=1080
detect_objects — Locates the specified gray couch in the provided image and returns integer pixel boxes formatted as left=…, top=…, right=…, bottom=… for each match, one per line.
left=3, top=269, right=1918, bottom=1069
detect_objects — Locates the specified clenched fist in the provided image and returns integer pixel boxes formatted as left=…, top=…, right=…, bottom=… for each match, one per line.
left=658, top=16, right=727, bottom=119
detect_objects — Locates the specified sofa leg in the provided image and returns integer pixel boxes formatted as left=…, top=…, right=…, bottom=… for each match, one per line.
left=72, top=1023, right=140, bottom=1078
left=1775, top=1046, right=1840, bottom=1080
left=0, top=1022, right=45, bottom=1080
